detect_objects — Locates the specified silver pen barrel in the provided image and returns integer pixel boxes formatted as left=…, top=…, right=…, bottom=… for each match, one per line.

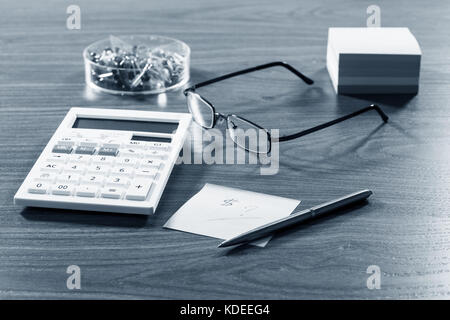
left=218, top=189, right=372, bottom=248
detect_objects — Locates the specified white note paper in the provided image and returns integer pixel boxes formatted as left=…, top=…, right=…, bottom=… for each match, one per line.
left=163, top=184, right=301, bottom=247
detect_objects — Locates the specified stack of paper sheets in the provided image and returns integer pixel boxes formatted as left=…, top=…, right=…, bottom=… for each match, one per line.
left=327, top=27, right=421, bottom=94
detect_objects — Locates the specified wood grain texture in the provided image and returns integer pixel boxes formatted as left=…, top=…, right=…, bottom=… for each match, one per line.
left=1, top=0, right=450, bottom=299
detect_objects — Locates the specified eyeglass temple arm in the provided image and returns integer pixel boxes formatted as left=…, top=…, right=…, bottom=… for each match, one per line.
left=183, top=61, right=314, bottom=94
left=274, top=104, right=389, bottom=142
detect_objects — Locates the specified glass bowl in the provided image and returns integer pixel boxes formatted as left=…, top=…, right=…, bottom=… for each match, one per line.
left=83, top=35, right=190, bottom=95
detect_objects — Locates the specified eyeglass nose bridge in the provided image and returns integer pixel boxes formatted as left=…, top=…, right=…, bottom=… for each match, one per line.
left=214, top=112, right=228, bottom=123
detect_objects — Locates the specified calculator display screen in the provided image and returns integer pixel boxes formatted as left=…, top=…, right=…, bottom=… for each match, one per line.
left=72, top=117, right=178, bottom=134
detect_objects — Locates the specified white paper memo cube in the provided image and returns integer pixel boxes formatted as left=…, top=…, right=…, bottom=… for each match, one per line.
left=327, top=27, right=422, bottom=94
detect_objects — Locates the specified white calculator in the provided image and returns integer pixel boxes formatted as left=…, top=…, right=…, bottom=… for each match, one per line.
left=14, top=107, right=192, bottom=215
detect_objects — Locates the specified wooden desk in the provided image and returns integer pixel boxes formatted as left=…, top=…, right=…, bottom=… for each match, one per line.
left=1, top=0, right=449, bottom=299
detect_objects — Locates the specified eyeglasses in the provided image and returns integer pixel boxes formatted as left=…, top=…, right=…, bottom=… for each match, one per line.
left=184, top=61, right=389, bottom=154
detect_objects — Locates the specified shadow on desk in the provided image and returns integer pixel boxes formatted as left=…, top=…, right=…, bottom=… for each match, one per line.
left=341, top=93, right=417, bottom=109
left=20, top=206, right=149, bottom=228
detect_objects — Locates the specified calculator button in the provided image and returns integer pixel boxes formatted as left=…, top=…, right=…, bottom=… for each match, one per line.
left=52, top=184, right=74, bottom=196
left=78, top=139, right=98, bottom=148
left=140, top=158, right=162, bottom=168
left=106, top=176, right=129, bottom=188
left=102, top=140, right=122, bottom=148
left=98, top=147, right=119, bottom=156
left=87, top=165, right=110, bottom=175
left=57, top=173, right=81, bottom=184
left=116, top=157, right=138, bottom=167
left=124, top=141, right=146, bottom=149
left=52, top=145, right=73, bottom=154
left=101, top=187, right=123, bottom=199
left=76, top=185, right=98, bottom=197
left=28, top=182, right=49, bottom=194
left=69, top=154, right=90, bottom=164
left=125, top=179, right=153, bottom=201
left=111, top=167, right=134, bottom=177
left=75, top=146, right=96, bottom=155
left=41, top=162, right=63, bottom=173
left=57, top=137, right=76, bottom=146
left=65, top=163, right=86, bottom=174
left=81, top=174, right=105, bottom=185
left=135, top=168, right=158, bottom=178
left=47, top=154, right=68, bottom=163
left=34, top=172, right=56, bottom=182
left=147, top=142, right=170, bottom=151
left=144, top=149, right=167, bottom=160
left=92, top=155, right=115, bottom=165
left=120, top=148, right=141, bottom=158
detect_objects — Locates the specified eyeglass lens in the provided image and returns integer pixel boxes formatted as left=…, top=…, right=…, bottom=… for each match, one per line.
left=227, top=115, right=270, bottom=154
left=186, top=92, right=214, bottom=128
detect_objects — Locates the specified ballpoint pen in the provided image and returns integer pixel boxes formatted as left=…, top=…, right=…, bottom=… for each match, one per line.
left=218, top=189, right=373, bottom=248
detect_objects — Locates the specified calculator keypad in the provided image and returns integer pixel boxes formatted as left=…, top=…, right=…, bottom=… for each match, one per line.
left=29, top=136, right=168, bottom=201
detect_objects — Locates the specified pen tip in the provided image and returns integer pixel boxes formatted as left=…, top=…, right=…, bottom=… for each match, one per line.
left=218, top=241, right=228, bottom=248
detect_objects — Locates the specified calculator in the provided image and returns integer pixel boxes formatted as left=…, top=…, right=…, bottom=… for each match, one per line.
left=14, top=107, right=192, bottom=215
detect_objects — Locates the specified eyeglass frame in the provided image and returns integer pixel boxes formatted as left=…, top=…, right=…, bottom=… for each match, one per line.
left=183, top=61, right=389, bottom=154
left=186, top=91, right=274, bottom=153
